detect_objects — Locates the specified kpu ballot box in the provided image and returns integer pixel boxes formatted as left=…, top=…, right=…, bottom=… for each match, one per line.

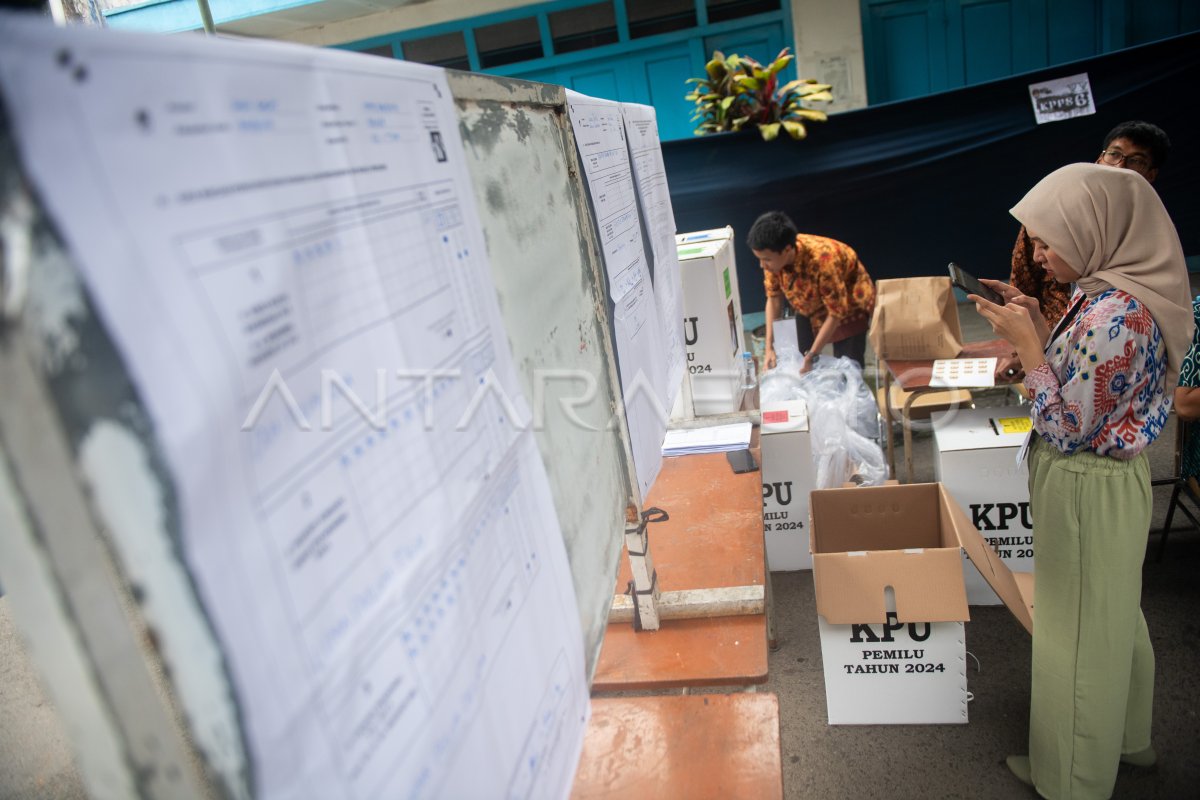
left=675, top=227, right=745, bottom=415
left=809, top=482, right=1033, bottom=725
left=760, top=400, right=814, bottom=571
left=931, top=407, right=1034, bottom=605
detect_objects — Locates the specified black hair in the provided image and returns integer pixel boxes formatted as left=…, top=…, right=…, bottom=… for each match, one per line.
left=1102, top=120, right=1171, bottom=169
left=746, top=211, right=798, bottom=252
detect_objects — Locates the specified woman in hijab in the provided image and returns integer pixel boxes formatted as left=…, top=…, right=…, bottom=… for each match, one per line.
left=971, top=162, right=1193, bottom=799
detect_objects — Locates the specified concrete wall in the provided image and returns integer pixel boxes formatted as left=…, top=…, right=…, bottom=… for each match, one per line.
left=790, top=0, right=868, bottom=112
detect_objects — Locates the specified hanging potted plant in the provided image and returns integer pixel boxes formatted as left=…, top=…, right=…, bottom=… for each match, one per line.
left=685, top=48, right=833, bottom=141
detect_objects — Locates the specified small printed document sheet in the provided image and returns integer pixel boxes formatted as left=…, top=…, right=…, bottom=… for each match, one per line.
left=0, top=15, right=588, bottom=799
left=930, top=357, right=997, bottom=388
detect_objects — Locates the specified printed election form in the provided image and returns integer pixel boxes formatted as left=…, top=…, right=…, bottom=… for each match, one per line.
left=567, top=91, right=668, bottom=498
left=0, top=16, right=588, bottom=799
left=620, top=103, right=686, bottom=408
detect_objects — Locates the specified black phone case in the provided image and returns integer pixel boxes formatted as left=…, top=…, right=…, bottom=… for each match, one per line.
left=726, top=449, right=758, bottom=474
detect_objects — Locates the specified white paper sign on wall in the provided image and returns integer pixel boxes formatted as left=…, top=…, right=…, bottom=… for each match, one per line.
left=1028, top=72, right=1096, bottom=124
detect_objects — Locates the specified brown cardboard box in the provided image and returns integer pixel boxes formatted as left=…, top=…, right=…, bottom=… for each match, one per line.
left=868, top=277, right=964, bottom=361
left=809, top=482, right=1032, bottom=724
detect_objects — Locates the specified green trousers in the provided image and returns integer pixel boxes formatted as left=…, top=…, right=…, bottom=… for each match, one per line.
left=1026, top=437, right=1155, bottom=799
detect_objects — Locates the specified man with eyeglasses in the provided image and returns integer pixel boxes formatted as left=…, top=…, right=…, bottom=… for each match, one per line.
left=1009, top=120, right=1171, bottom=326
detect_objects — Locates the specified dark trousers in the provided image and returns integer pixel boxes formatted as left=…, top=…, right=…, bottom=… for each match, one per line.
left=795, top=315, right=867, bottom=368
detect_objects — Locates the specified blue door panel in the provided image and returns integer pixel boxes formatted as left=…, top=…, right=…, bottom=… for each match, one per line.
left=864, top=0, right=947, bottom=102
left=642, top=50, right=697, bottom=141
left=957, top=0, right=1014, bottom=84
left=880, top=10, right=937, bottom=99
left=1046, top=0, right=1100, bottom=63
left=568, top=67, right=625, bottom=100
left=514, top=49, right=701, bottom=141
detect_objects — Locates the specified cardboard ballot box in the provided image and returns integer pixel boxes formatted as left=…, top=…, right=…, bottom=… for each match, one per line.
left=675, top=227, right=745, bottom=415
left=760, top=400, right=815, bottom=571
left=809, top=483, right=1033, bottom=725
left=931, top=407, right=1034, bottom=605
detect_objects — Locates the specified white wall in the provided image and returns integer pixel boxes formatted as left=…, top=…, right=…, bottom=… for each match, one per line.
left=281, top=0, right=528, bottom=46
left=790, top=0, right=868, bottom=112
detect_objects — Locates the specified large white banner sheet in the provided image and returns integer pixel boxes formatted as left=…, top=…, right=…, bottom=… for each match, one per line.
left=0, top=14, right=587, bottom=799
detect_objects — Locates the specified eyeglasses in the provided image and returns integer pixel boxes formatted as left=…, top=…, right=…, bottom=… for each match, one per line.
left=1099, top=148, right=1153, bottom=173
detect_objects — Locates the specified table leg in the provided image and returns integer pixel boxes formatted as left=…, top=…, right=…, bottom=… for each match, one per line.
left=765, top=570, right=777, bottom=651
left=880, top=363, right=896, bottom=479
left=902, top=392, right=920, bottom=483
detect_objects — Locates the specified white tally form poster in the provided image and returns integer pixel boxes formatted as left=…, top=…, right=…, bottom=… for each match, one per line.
left=620, top=102, right=686, bottom=409
left=566, top=91, right=668, bottom=500
left=0, top=14, right=587, bottom=799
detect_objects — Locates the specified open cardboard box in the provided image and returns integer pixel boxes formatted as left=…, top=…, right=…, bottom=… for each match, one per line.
left=809, top=482, right=1033, bottom=724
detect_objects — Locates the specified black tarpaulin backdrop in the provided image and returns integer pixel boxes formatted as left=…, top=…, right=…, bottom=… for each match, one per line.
left=661, top=32, right=1200, bottom=315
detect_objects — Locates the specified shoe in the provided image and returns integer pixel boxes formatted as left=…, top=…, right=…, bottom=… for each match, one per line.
left=1006, top=755, right=1033, bottom=786
left=1120, top=745, right=1157, bottom=768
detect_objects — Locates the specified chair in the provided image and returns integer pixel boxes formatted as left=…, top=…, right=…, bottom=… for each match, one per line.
left=1152, top=418, right=1200, bottom=561
left=874, top=359, right=974, bottom=481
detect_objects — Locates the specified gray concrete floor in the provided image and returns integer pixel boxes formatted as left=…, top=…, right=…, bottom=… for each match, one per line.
left=0, top=597, right=87, bottom=800
left=3, top=299, right=1199, bottom=799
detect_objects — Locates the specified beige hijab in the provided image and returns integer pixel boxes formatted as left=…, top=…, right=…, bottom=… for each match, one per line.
left=1010, top=162, right=1193, bottom=387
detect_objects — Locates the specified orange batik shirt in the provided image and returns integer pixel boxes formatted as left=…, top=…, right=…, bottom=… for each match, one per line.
left=763, top=234, right=876, bottom=338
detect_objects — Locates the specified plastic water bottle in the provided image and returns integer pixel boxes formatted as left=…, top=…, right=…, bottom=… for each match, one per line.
left=739, top=351, right=757, bottom=390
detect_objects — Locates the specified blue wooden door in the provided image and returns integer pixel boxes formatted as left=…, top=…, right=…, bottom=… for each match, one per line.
left=864, top=0, right=1200, bottom=104
left=862, top=0, right=950, bottom=102
left=518, top=41, right=702, bottom=141
left=635, top=41, right=702, bottom=141
left=945, top=0, right=1034, bottom=87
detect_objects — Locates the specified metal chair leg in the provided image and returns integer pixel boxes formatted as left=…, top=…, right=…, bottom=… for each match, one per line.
left=1157, top=481, right=1182, bottom=562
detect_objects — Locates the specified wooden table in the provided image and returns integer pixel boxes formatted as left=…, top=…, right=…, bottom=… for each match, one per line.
left=570, top=693, right=783, bottom=800
left=590, top=452, right=768, bottom=691
left=881, top=338, right=1019, bottom=483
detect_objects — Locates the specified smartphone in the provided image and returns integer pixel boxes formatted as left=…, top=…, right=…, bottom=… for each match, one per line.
left=948, top=262, right=1004, bottom=305
left=725, top=448, right=758, bottom=474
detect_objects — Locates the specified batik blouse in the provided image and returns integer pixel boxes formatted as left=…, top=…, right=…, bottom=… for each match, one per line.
left=1175, top=295, right=1200, bottom=479
left=1024, top=287, right=1169, bottom=458
left=1009, top=225, right=1072, bottom=326
left=763, top=234, right=875, bottom=332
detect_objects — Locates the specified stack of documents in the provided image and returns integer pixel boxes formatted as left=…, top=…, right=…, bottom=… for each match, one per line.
left=661, top=422, right=752, bottom=456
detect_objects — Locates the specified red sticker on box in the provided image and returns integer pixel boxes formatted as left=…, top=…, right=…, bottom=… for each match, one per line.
left=762, top=410, right=789, bottom=424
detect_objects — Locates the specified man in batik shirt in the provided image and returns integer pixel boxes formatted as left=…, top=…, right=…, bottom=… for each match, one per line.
left=748, top=211, right=875, bottom=373
left=1010, top=120, right=1171, bottom=326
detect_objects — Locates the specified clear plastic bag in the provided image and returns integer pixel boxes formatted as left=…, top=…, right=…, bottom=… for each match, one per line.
left=758, top=353, right=888, bottom=488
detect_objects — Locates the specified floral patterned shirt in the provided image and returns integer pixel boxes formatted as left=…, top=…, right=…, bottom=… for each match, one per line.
left=1175, top=295, right=1200, bottom=478
left=1010, top=225, right=1072, bottom=326
left=763, top=234, right=875, bottom=331
left=1024, top=287, right=1169, bottom=458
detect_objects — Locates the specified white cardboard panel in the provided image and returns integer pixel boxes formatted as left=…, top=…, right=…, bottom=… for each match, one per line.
left=932, top=408, right=1034, bottom=605
left=761, top=400, right=814, bottom=570
left=818, top=617, right=968, bottom=725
